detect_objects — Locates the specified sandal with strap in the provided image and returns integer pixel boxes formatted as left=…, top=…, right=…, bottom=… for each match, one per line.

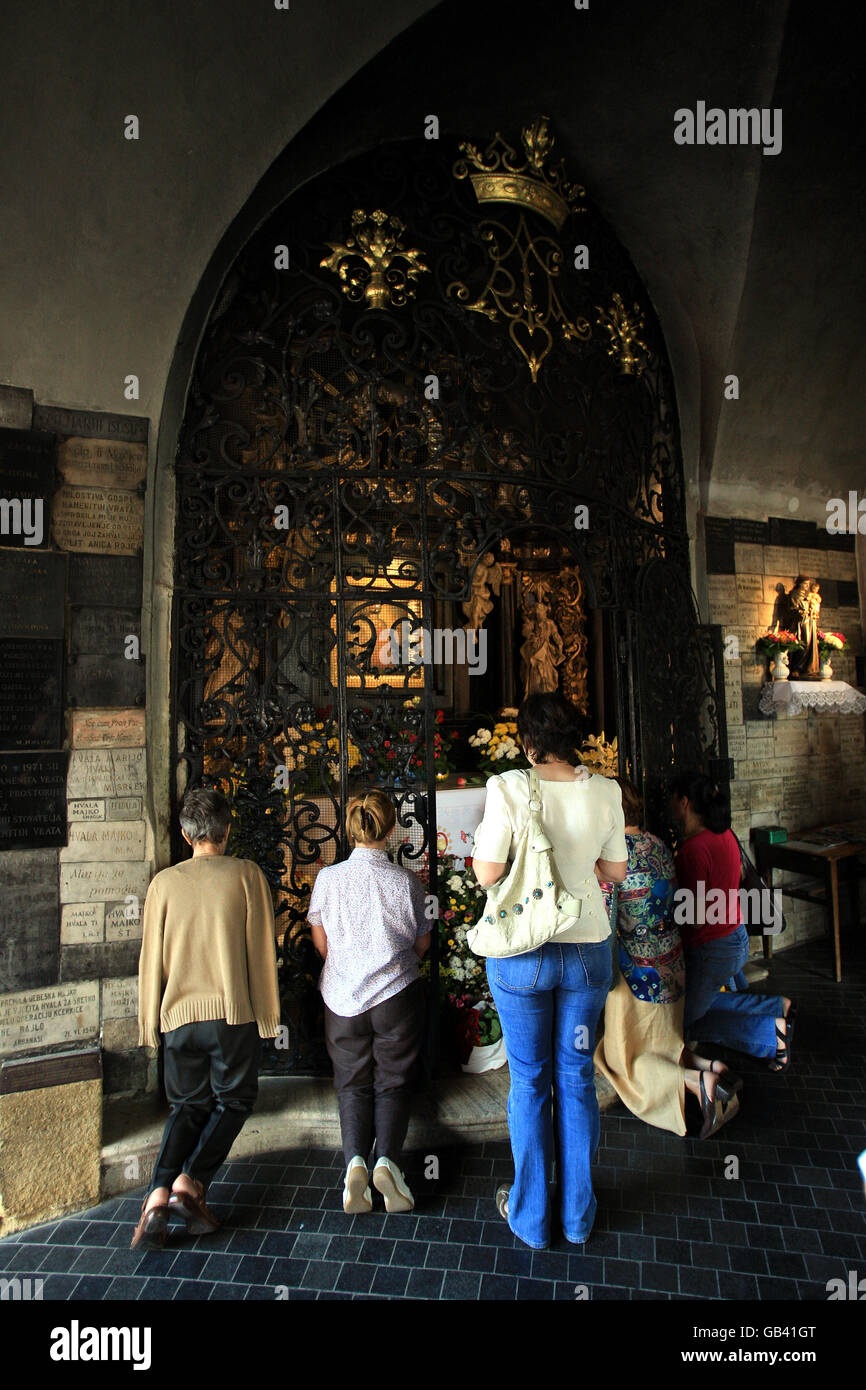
left=698, top=1070, right=742, bottom=1140
left=768, top=1016, right=794, bottom=1073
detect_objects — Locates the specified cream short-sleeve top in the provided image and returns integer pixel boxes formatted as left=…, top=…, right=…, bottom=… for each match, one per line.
left=471, top=767, right=628, bottom=943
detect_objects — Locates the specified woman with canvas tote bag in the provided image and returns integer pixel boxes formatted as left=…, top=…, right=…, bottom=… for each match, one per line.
left=471, top=693, right=627, bottom=1250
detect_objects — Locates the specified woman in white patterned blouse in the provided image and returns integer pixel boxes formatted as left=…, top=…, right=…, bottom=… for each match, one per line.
left=308, top=789, right=430, bottom=1216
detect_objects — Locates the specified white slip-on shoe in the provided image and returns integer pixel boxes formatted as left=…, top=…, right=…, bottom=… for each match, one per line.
left=343, top=1156, right=373, bottom=1214
left=372, top=1157, right=414, bottom=1213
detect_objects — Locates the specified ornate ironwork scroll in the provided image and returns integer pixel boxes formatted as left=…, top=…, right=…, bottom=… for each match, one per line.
left=172, top=124, right=719, bottom=1072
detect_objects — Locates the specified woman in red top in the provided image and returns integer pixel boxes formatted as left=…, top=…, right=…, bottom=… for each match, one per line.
left=671, top=772, right=795, bottom=1073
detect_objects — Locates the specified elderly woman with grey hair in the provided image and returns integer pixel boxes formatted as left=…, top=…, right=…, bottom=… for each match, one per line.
left=132, top=787, right=280, bottom=1251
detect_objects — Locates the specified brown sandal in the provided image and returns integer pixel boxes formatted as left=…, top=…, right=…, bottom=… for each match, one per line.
left=168, top=1178, right=220, bottom=1234
left=130, top=1196, right=169, bottom=1250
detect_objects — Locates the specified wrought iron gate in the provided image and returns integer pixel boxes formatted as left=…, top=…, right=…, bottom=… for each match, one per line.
left=171, top=122, right=726, bottom=1073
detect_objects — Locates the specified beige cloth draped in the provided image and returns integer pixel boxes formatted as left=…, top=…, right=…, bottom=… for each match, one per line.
left=593, top=976, right=687, bottom=1136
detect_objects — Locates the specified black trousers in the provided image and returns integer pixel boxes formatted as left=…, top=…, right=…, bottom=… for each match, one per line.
left=149, top=1019, right=259, bottom=1194
left=324, top=979, right=425, bottom=1168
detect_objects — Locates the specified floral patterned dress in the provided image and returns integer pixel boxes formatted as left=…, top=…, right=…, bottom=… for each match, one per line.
left=609, top=832, right=684, bottom=1005
left=593, top=831, right=687, bottom=1135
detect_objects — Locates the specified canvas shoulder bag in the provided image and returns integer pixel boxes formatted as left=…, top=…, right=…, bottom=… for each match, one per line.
left=467, top=768, right=605, bottom=959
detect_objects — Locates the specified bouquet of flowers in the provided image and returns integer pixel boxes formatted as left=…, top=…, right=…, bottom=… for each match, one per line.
left=400, top=698, right=459, bottom=782
left=451, top=996, right=503, bottom=1063
left=437, top=852, right=490, bottom=1002
left=756, top=629, right=803, bottom=658
left=468, top=709, right=525, bottom=779
left=577, top=731, right=620, bottom=778
left=817, top=629, right=846, bottom=657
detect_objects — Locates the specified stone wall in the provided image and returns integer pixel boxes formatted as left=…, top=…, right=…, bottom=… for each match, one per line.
left=706, top=519, right=865, bottom=951
left=0, top=394, right=154, bottom=1230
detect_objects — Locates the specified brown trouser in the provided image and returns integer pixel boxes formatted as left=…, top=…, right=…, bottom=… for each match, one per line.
left=324, top=979, right=425, bottom=1167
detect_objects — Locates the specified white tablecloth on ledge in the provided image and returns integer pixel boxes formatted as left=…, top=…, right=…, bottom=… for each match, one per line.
left=759, top=679, right=866, bottom=717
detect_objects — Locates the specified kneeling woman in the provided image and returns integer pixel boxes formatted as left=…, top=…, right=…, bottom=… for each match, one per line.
left=308, top=789, right=430, bottom=1214
left=671, top=771, right=795, bottom=1071
left=594, top=778, right=741, bottom=1139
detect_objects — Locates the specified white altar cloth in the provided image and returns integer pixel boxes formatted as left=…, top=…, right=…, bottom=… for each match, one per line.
left=759, top=679, right=866, bottom=718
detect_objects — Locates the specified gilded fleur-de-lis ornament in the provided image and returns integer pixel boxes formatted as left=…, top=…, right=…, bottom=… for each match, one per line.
left=321, top=209, right=428, bottom=309
left=596, top=292, right=649, bottom=375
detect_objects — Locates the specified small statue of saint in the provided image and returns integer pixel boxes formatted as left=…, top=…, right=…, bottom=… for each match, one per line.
left=520, top=599, right=565, bottom=698
left=778, top=575, right=821, bottom=678
left=462, top=551, right=503, bottom=631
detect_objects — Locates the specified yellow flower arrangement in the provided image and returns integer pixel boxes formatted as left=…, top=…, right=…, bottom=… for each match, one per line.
left=577, top=732, right=622, bottom=778
left=469, top=715, right=525, bottom=777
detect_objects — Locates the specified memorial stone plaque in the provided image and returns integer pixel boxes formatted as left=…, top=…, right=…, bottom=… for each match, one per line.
left=768, top=516, right=817, bottom=548
left=816, top=578, right=839, bottom=608
left=704, top=517, right=735, bottom=574
left=102, top=975, right=139, bottom=1020
left=0, top=637, right=64, bottom=749
left=0, top=847, right=60, bottom=990
left=69, top=554, right=142, bottom=608
left=740, top=757, right=776, bottom=781
left=732, top=518, right=769, bottom=546
left=0, top=550, right=66, bottom=638
left=797, top=548, right=826, bottom=578
left=727, top=727, right=747, bottom=762
left=105, top=903, right=141, bottom=941
left=67, top=799, right=105, bottom=822
left=70, top=607, right=139, bottom=657
left=33, top=405, right=148, bottom=444
left=51, top=485, right=144, bottom=555
left=0, top=428, right=56, bottom=549
left=60, top=819, right=146, bottom=862
left=734, top=543, right=764, bottom=575
left=751, top=778, right=783, bottom=812
left=66, top=653, right=145, bottom=708
left=736, top=574, right=764, bottom=604
left=707, top=575, right=738, bottom=624
left=837, top=579, right=859, bottom=606
left=57, top=437, right=147, bottom=491
left=0, top=751, right=69, bottom=850
left=763, top=546, right=796, bottom=576
left=70, top=708, right=145, bottom=748
left=112, top=748, right=146, bottom=796
left=67, top=749, right=114, bottom=800
left=0, top=385, right=33, bottom=430
left=106, top=796, right=142, bottom=820
left=0, top=981, right=100, bottom=1057
left=821, top=529, right=855, bottom=553
left=725, top=685, right=743, bottom=725
left=59, top=859, right=152, bottom=904
left=60, top=902, right=105, bottom=945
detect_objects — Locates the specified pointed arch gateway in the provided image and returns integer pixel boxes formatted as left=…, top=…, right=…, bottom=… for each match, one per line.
left=170, top=120, right=728, bottom=1073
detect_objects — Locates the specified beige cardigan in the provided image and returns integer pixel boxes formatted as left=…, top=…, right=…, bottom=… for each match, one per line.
left=138, top=855, right=281, bottom=1048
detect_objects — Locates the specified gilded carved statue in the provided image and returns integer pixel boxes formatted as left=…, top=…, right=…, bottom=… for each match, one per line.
left=520, top=599, right=565, bottom=698
left=463, top=551, right=504, bottom=631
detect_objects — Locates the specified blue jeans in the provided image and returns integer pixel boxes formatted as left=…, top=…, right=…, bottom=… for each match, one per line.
left=684, top=924, right=783, bottom=1060
left=487, top=939, right=612, bottom=1249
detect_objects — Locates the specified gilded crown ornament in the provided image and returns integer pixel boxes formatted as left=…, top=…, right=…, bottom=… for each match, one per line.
left=453, top=116, right=586, bottom=231
left=449, top=118, right=591, bottom=382
left=320, top=209, right=428, bottom=309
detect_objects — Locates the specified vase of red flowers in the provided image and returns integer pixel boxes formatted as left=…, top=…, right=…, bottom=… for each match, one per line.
left=756, top=630, right=802, bottom=680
